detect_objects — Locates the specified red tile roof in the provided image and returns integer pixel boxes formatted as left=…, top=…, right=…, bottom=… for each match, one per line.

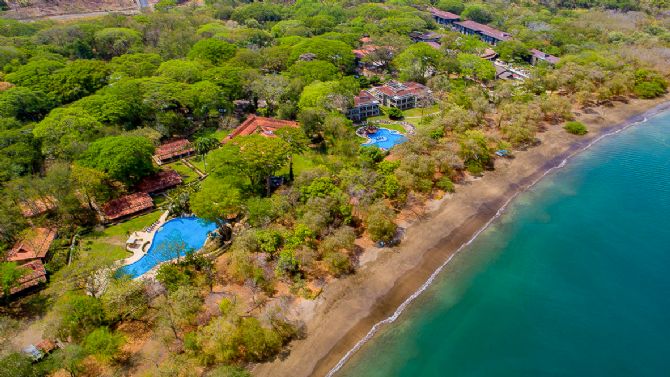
left=7, top=228, right=57, bottom=262
left=531, top=49, right=560, bottom=64
left=455, top=20, right=512, bottom=42
left=136, top=169, right=183, bottom=194
left=354, top=90, right=379, bottom=106
left=19, top=197, right=57, bottom=218
left=426, top=41, right=442, bottom=50
left=353, top=45, right=381, bottom=59
left=7, top=260, right=47, bottom=296
left=429, top=7, right=460, bottom=20
left=153, top=139, right=194, bottom=163
left=225, top=115, right=299, bottom=142
left=102, top=193, right=154, bottom=222
left=372, top=81, right=431, bottom=99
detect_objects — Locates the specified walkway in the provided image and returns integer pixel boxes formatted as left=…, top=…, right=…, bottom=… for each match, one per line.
left=118, top=211, right=169, bottom=267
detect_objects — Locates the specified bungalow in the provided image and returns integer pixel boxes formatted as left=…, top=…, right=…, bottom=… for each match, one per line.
left=5, top=260, right=47, bottom=296
left=102, top=192, right=154, bottom=223
left=136, top=169, right=183, bottom=195
left=153, top=139, right=195, bottom=165
left=530, top=49, right=559, bottom=66
left=368, top=81, right=434, bottom=110
left=347, top=90, right=381, bottom=122
left=7, top=227, right=57, bottom=263
left=453, top=20, right=511, bottom=45
left=19, top=196, right=57, bottom=218
left=224, top=115, right=299, bottom=143
left=428, top=7, right=460, bottom=25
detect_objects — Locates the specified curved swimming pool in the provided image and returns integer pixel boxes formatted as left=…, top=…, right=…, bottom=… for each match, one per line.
left=119, top=217, right=217, bottom=278
left=362, top=128, right=408, bottom=150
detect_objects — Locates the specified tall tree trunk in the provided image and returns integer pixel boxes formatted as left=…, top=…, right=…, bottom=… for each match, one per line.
left=288, top=155, right=294, bottom=181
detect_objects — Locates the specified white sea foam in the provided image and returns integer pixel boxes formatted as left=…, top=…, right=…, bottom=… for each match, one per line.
left=325, top=110, right=663, bottom=377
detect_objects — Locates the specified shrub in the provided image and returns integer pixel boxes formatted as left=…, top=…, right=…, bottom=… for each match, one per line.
left=324, top=252, right=352, bottom=276
left=436, top=176, right=455, bottom=193
left=564, top=121, right=588, bottom=135
left=386, top=107, right=404, bottom=120
left=633, top=69, right=667, bottom=99
left=82, top=327, right=124, bottom=362
left=366, top=202, right=397, bottom=243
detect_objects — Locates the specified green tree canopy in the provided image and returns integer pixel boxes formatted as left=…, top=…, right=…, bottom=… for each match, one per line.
left=33, top=107, right=104, bottom=159
left=393, top=43, right=444, bottom=83
left=77, top=135, right=155, bottom=186
left=289, top=38, right=356, bottom=72
left=109, top=53, right=163, bottom=79
left=50, top=59, right=110, bottom=104
left=94, top=27, right=142, bottom=59
left=209, top=135, right=290, bottom=195
left=188, top=38, right=237, bottom=65
left=190, top=177, right=243, bottom=222
left=157, top=59, right=206, bottom=84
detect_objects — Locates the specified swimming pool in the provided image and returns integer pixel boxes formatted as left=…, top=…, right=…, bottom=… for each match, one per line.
left=119, top=217, right=218, bottom=278
left=361, top=128, right=407, bottom=150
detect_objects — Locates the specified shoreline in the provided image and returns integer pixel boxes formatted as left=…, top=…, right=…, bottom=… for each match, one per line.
left=252, top=95, right=670, bottom=377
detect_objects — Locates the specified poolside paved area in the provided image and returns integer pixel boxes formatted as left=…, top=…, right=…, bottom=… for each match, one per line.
left=119, top=211, right=169, bottom=267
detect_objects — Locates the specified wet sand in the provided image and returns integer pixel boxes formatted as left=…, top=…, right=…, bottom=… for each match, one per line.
left=252, top=95, right=670, bottom=377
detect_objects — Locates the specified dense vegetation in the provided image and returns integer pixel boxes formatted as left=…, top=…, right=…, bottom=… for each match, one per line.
left=0, top=0, right=668, bottom=375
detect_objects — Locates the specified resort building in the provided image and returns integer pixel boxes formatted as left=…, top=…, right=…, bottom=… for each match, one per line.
left=453, top=20, right=512, bottom=45
left=428, top=7, right=460, bottom=25
left=3, top=260, right=47, bottom=296
left=153, top=139, right=194, bottom=165
left=367, top=81, right=434, bottom=110
left=409, top=31, right=442, bottom=43
left=102, top=192, right=154, bottom=223
left=224, top=115, right=299, bottom=142
left=347, top=90, right=381, bottom=122
left=6, top=227, right=57, bottom=263
left=19, top=196, right=57, bottom=218
left=137, top=169, right=183, bottom=195
left=530, top=49, right=560, bottom=66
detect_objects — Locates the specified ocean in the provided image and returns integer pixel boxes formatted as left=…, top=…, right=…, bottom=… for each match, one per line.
left=336, top=109, right=670, bottom=377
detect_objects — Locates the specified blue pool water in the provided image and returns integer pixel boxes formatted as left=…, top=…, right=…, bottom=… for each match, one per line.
left=119, top=217, right=217, bottom=278
left=362, top=128, right=407, bottom=150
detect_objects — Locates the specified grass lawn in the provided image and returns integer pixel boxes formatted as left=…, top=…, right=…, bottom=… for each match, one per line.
left=278, top=153, right=319, bottom=176
left=380, top=123, right=406, bottom=133
left=166, top=160, right=200, bottom=183
left=189, top=157, right=208, bottom=174
left=79, top=210, right=163, bottom=261
left=403, top=104, right=440, bottom=118
left=210, top=129, right=230, bottom=142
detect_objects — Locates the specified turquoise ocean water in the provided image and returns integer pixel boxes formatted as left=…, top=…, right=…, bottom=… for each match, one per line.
left=337, top=109, right=670, bottom=377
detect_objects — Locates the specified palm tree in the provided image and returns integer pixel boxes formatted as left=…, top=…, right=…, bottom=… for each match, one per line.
left=193, top=135, right=219, bottom=173
left=275, top=127, right=309, bottom=181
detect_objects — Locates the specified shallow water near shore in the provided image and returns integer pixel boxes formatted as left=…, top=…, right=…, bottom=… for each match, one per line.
left=337, top=110, right=670, bottom=377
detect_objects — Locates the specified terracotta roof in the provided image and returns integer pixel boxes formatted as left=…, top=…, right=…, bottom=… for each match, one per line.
left=102, top=193, right=154, bottom=221
left=136, top=169, right=183, bottom=194
left=153, top=139, right=194, bottom=163
left=359, top=36, right=372, bottom=44
left=7, top=228, right=57, bottom=262
left=353, top=45, right=380, bottom=59
left=426, top=41, right=442, bottom=50
left=225, top=115, right=299, bottom=142
left=19, top=197, right=57, bottom=218
left=7, top=260, right=47, bottom=295
left=36, top=340, right=57, bottom=354
left=428, top=7, right=460, bottom=20
left=531, top=49, right=560, bottom=64
left=371, top=81, right=432, bottom=99
left=353, top=90, right=379, bottom=106
left=455, top=20, right=512, bottom=41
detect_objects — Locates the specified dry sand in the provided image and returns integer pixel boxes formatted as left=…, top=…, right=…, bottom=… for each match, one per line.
left=252, top=95, right=670, bottom=377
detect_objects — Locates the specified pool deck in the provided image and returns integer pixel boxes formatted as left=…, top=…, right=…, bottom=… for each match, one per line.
left=119, top=210, right=170, bottom=267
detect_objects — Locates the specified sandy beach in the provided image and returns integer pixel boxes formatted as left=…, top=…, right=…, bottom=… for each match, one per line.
left=252, top=95, right=670, bottom=377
